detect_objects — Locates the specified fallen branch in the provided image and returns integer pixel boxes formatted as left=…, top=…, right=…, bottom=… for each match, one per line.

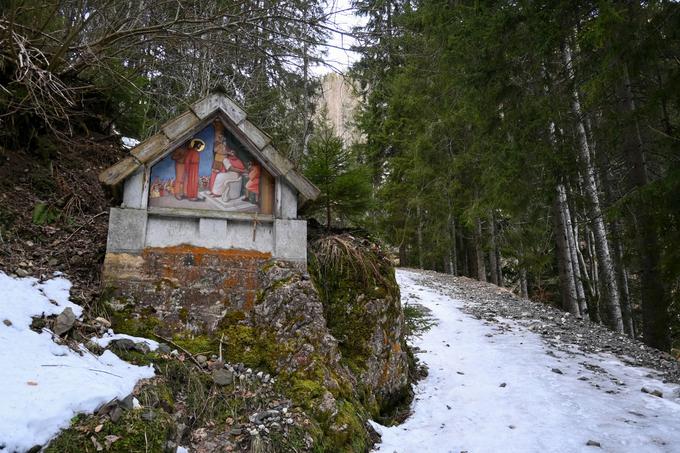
left=153, top=333, right=208, bottom=372
left=40, top=364, right=122, bottom=378
left=64, top=211, right=108, bottom=242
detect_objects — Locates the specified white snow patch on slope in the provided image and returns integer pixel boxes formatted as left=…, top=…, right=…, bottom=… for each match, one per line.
left=370, top=269, right=680, bottom=453
left=0, top=272, right=154, bottom=452
left=91, top=330, right=160, bottom=351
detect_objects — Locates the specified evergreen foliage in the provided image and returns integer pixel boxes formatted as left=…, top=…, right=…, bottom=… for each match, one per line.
left=352, top=0, right=680, bottom=351
left=303, top=114, right=372, bottom=230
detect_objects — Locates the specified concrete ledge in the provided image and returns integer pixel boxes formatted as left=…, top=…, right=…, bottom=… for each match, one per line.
left=148, top=207, right=274, bottom=222
left=274, top=219, right=307, bottom=263
left=106, top=208, right=148, bottom=253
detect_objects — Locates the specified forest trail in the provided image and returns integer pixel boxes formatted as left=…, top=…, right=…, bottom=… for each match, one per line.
left=370, top=269, right=680, bottom=453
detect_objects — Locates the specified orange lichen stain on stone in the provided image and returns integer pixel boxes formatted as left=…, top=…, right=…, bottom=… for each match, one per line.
left=391, top=341, right=402, bottom=353
left=243, top=292, right=255, bottom=311
left=142, top=244, right=272, bottom=260
left=222, top=277, right=239, bottom=289
left=379, top=361, right=391, bottom=385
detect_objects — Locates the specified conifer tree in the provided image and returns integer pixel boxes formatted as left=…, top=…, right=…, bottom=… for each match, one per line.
left=303, top=115, right=372, bottom=230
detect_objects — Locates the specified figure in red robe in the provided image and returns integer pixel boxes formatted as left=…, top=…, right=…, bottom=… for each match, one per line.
left=244, top=161, right=261, bottom=203
left=183, top=138, right=205, bottom=201
left=171, top=147, right=189, bottom=199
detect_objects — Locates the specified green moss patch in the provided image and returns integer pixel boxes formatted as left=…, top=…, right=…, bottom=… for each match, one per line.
left=45, top=409, right=175, bottom=453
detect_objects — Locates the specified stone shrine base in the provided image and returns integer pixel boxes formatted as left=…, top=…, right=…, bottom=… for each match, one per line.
left=102, top=245, right=276, bottom=334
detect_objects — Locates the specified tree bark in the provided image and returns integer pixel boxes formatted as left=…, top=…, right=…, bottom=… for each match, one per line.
left=489, top=211, right=502, bottom=286
left=520, top=268, right=529, bottom=299
left=417, top=203, right=424, bottom=269
left=559, top=184, right=587, bottom=317
left=475, top=218, right=486, bottom=282
left=621, top=63, right=670, bottom=350
left=563, top=42, right=623, bottom=332
left=554, top=188, right=580, bottom=316
left=450, top=214, right=458, bottom=276
left=488, top=215, right=498, bottom=286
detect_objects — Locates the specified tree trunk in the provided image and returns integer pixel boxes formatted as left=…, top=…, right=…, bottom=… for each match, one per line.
left=326, top=198, right=331, bottom=231
left=488, top=217, right=498, bottom=285
left=621, top=63, right=670, bottom=350
left=559, top=184, right=587, bottom=317
left=461, top=229, right=470, bottom=277
left=475, top=218, right=486, bottom=282
left=520, top=268, right=529, bottom=299
left=554, top=188, right=580, bottom=316
left=488, top=211, right=502, bottom=286
left=450, top=214, right=458, bottom=276
left=417, top=203, right=424, bottom=269
left=563, top=42, right=623, bottom=332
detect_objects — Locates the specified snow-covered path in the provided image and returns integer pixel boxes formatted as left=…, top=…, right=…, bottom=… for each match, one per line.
left=370, top=270, right=680, bottom=453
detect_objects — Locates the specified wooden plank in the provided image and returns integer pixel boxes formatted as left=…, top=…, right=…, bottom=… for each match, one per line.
left=284, top=170, right=321, bottom=202
left=218, top=96, right=247, bottom=125
left=260, top=144, right=294, bottom=175
left=98, top=156, right=141, bottom=186
left=130, top=133, right=170, bottom=164
left=260, top=169, right=274, bottom=215
left=161, top=110, right=200, bottom=141
left=191, top=93, right=223, bottom=119
left=238, top=119, right=271, bottom=150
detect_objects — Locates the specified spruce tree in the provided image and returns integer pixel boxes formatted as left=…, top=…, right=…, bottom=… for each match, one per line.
left=303, top=115, right=372, bottom=230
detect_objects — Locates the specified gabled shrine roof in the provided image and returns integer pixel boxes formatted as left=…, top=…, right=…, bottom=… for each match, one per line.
left=99, top=92, right=320, bottom=203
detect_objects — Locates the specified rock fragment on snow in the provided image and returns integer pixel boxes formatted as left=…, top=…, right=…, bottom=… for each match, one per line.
left=15, top=268, right=29, bottom=277
left=551, top=368, right=563, bottom=375
left=52, top=307, right=76, bottom=335
left=641, top=387, right=663, bottom=398
left=111, top=338, right=136, bottom=351
left=586, top=440, right=601, bottom=447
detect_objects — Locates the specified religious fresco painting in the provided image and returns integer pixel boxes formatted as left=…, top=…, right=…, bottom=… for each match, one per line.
left=148, top=121, right=273, bottom=214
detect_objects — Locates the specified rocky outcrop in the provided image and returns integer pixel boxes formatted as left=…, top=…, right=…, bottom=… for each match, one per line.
left=309, top=234, right=411, bottom=415
left=100, top=235, right=410, bottom=451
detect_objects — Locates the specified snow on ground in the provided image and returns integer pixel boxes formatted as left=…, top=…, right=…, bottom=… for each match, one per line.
left=0, top=272, right=155, bottom=452
left=370, top=269, right=680, bottom=453
left=91, top=330, right=160, bottom=351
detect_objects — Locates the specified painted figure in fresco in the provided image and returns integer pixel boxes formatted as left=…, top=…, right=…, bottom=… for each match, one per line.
left=244, top=160, right=261, bottom=203
left=210, top=129, right=230, bottom=192
left=171, top=138, right=205, bottom=200
left=211, top=148, right=246, bottom=201
left=183, top=138, right=205, bottom=201
left=150, top=177, right=162, bottom=198
left=171, top=146, right=189, bottom=199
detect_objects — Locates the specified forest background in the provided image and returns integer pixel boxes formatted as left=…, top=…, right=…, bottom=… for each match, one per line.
left=1, top=1, right=679, bottom=355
